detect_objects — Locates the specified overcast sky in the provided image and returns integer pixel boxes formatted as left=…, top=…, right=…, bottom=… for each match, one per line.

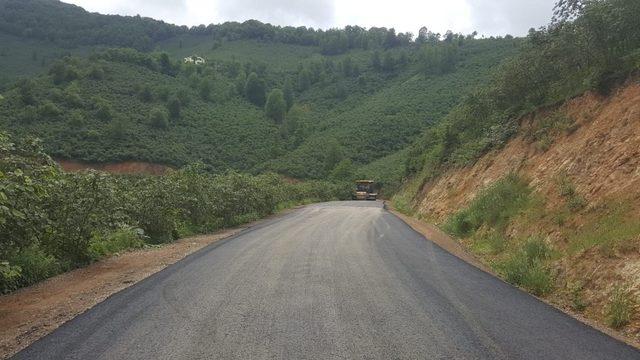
left=64, top=0, right=557, bottom=37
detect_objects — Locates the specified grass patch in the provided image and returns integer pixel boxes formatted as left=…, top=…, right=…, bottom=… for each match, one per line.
left=498, top=236, right=554, bottom=296
left=470, top=229, right=507, bottom=255
left=443, top=174, right=531, bottom=237
left=556, top=172, right=587, bottom=212
left=605, top=285, right=635, bottom=329
left=568, top=202, right=640, bottom=256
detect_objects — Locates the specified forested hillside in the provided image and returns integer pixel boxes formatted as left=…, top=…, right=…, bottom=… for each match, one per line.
left=0, top=0, right=519, bottom=183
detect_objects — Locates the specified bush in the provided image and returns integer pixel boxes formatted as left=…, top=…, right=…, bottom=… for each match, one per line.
left=149, top=108, right=169, bottom=129
left=605, top=285, right=635, bottom=329
left=0, top=262, right=22, bottom=294
left=499, top=236, right=554, bottom=296
left=88, top=227, right=146, bottom=261
left=10, top=245, right=61, bottom=286
left=444, top=174, right=531, bottom=237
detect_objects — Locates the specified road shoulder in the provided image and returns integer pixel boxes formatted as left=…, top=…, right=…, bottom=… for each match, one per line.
left=0, top=208, right=298, bottom=359
left=386, top=203, right=640, bottom=351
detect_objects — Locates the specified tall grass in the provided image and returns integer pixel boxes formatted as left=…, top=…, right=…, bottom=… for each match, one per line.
left=498, top=236, right=554, bottom=296
left=443, top=174, right=531, bottom=237
left=605, top=285, right=635, bottom=329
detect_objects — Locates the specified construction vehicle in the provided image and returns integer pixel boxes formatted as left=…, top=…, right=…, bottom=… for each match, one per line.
left=352, top=180, right=378, bottom=201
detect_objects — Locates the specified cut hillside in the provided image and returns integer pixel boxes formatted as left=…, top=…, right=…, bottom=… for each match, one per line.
left=401, top=81, right=640, bottom=340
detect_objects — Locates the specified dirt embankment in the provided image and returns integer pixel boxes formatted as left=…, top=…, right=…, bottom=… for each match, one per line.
left=57, top=159, right=173, bottom=175
left=411, top=82, right=640, bottom=339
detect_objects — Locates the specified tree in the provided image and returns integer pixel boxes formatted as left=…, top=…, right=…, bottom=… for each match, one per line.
left=265, top=89, right=286, bottom=123
left=382, top=52, right=396, bottom=72
left=95, top=99, right=113, bottom=122
left=17, top=79, right=36, bottom=105
left=371, top=51, right=382, bottom=71
left=329, top=159, right=354, bottom=181
left=138, top=85, right=153, bottom=102
left=324, top=141, right=343, bottom=174
left=281, top=105, right=305, bottom=147
left=158, top=53, right=178, bottom=76
left=167, top=96, right=181, bottom=119
left=149, top=108, right=169, bottom=129
left=297, top=69, right=311, bottom=91
left=199, top=79, right=212, bottom=101
left=283, top=80, right=294, bottom=110
left=244, top=72, right=266, bottom=106
left=553, top=0, right=586, bottom=23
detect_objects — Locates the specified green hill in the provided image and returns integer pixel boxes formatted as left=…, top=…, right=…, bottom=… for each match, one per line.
left=0, top=0, right=519, bottom=184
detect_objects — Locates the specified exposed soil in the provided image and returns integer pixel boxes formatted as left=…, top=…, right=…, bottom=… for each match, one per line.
left=0, top=225, right=252, bottom=359
left=410, top=81, right=640, bottom=341
left=57, top=159, right=173, bottom=175
left=416, top=82, right=640, bottom=222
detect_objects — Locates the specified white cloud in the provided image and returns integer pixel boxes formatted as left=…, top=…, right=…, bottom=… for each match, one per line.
left=64, top=0, right=557, bottom=36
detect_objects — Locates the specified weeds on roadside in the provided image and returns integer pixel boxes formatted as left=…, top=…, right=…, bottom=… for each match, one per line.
left=444, top=174, right=531, bottom=237
left=605, top=285, right=635, bottom=329
left=499, top=236, right=554, bottom=296
left=569, top=282, right=588, bottom=312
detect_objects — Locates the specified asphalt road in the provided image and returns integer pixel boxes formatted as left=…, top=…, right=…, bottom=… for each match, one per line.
left=14, top=201, right=640, bottom=359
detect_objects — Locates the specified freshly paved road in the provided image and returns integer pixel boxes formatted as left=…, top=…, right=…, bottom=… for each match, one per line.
left=14, top=202, right=640, bottom=359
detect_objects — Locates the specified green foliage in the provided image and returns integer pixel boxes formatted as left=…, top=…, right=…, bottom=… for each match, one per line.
left=568, top=202, right=640, bottom=256
left=405, top=0, right=640, bottom=188
left=499, top=236, right=554, bottom=296
left=329, top=159, right=355, bottom=181
left=444, top=174, right=532, bottom=237
left=167, top=96, right=182, bottom=119
left=244, top=72, right=266, bottom=106
left=88, top=227, right=145, bottom=260
left=265, top=89, right=286, bottom=123
left=556, top=173, right=587, bottom=212
left=605, top=285, right=635, bottom=329
left=569, top=282, right=588, bottom=312
left=149, top=107, right=169, bottom=129
left=0, top=132, right=349, bottom=293
left=9, top=245, right=61, bottom=286
left=94, top=98, right=114, bottom=122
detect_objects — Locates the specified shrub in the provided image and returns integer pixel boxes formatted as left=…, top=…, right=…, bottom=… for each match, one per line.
left=149, top=108, right=169, bottom=129
left=605, top=285, right=635, bottom=329
left=88, top=227, right=146, bottom=261
left=44, top=172, right=125, bottom=265
left=124, top=176, right=181, bottom=243
left=499, top=236, right=554, bottom=296
left=444, top=174, right=531, bottom=237
left=0, top=132, right=349, bottom=293
left=10, top=245, right=61, bottom=286
left=94, top=99, right=114, bottom=122
left=0, top=262, right=22, bottom=294
left=570, top=282, right=588, bottom=312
